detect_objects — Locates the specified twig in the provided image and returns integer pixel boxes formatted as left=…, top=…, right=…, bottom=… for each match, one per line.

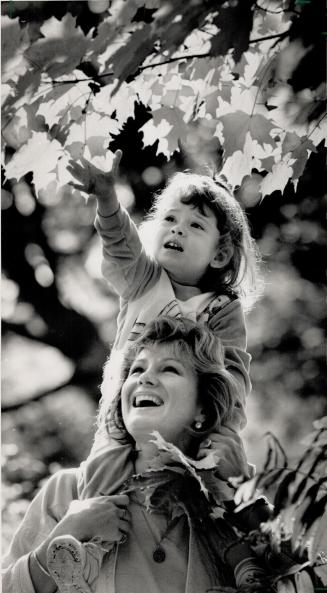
left=46, top=31, right=290, bottom=86
left=254, top=1, right=299, bottom=14
left=249, top=31, right=290, bottom=44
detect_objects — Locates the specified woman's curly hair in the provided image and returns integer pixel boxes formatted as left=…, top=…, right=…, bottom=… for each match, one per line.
left=98, top=316, right=237, bottom=444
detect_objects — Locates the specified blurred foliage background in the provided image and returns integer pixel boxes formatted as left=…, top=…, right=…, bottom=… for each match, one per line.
left=2, top=119, right=326, bottom=550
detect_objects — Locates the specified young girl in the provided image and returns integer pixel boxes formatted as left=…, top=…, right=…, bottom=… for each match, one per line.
left=69, top=150, right=261, bottom=450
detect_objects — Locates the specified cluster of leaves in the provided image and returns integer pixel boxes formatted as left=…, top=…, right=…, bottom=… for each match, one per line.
left=2, top=0, right=326, bottom=200
left=122, top=423, right=327, bottom=592
left=232, top=417, right=327, bottom=591
left=122, top=430, right=233, bottom=519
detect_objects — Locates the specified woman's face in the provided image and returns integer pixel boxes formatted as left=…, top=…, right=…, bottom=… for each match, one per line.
left=121, top=342, right=202, bottom=452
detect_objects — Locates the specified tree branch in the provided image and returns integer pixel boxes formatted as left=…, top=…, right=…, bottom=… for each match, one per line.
left=47, top=31, right=291, bottom=86
left=249, top=31, right=290, bottom=44
left=254, top=1, right=300, bottom=15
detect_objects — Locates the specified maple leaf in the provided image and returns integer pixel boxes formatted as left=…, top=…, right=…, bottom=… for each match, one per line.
left=104, top=26, right=153, bottom=86
left=2, top=69, right=42, bottom=121
left=220, top=132, right=274, bottom=188
left=2, top=110, right=32, bottom=150
left=242, top=50, right=264, bottom=88
left=210, top=2, right=254, bottom=62
left=25, top=14, right=89, bottom=79
left=140, top=106, right=189, bottom=158
left=36, top=74, right=90, bottom=128
left=219, top=110, right=276, bottom=158
left=149, top=431, right=217, bottom=499
left=65, top=112, right=119, bottom=159
left=1, top=16, right=30, bottom=84
left=4, top=132, right=65, bottom=196
left=92, top=82, right=137, bottom=127
left=220, top=149, right=254, bottom=189
left=282, top=132, right=317, bottom=183
left=260, top=160, right=294, bottom=197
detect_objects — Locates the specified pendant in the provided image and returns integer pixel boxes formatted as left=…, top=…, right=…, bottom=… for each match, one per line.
left=153, top=546, right=166, bottom=563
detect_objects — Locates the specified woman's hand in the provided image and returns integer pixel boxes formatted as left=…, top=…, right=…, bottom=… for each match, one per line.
left=197, top=426, right=254, bottom=481
left=55, top=494, right=131, bottom=544
left=67, top=149, right=122, bottom=215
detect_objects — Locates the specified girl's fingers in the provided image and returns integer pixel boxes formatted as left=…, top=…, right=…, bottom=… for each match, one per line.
left=210, top=433, right=242, bottom=447
left=68, top=182, right=87, bottom=192
left=67, top=168, right=85, bottom=182
left=78, top=156, right=93, bottom=168
left=196, top=448, right=212, bottom=459
left=118, top=508, right=131, bottom=521
left=218, top=425, right=239, bottom=436
left=111, top=149, right=122, bottom=176
left=67, top=161, right=87, bottom=176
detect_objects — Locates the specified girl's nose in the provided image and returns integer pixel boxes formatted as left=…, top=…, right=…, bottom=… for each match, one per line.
left=172, top=224, right=185, bottom=236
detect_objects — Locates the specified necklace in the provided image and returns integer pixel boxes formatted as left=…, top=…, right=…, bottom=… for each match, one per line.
left=141, top=509, right=181, bottom=563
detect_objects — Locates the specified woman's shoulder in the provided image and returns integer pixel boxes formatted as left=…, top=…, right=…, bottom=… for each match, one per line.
left=34, top=467, right=80, bottom=515
left=45, top=466, right=79, bottom=486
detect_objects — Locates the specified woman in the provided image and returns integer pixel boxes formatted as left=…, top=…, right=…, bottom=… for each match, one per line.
left=3, top=318, right=267, bottom=593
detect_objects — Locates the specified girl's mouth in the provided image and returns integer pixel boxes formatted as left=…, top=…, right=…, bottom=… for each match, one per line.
left=164, top=241, right=183, bottom=252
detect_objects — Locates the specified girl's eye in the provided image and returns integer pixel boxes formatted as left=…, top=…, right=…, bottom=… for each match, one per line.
left=191, top=222, right=204, bottom=230
left=130, top=366, right=144, bottom=375
left=164, top=215, right=175, bottom=222
left=162, top=365, right=180, bottom=374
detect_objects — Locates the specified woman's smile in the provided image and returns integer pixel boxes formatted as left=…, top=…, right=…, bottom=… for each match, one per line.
left=132, top=392, right=164, bottom=408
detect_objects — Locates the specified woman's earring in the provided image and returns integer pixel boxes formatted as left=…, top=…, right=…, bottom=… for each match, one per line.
left=195, top=421, right=202, bottom=430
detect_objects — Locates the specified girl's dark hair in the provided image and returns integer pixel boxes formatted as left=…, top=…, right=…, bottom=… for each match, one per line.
left=139, top=172, right=263, bottom=310
left=98, top=317, right=236, bottom=445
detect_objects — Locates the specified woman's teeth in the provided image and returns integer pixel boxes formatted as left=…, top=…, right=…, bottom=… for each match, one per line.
left=133, top=394, right=163, bottom=408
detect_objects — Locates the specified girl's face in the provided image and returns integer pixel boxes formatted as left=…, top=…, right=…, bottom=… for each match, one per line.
left=121, top=343, right=202, bottom=452
left=152, top=195, right=221, bottom=286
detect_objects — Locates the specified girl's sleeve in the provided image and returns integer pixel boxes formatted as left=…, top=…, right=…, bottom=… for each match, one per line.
left=2, top=469, right=78, bottom=593
left=209, top=299, right=251, bottom=427
left=94, top=205, right=160, bottom=301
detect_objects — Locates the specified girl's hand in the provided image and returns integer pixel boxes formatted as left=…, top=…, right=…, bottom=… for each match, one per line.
left=67, top=150, right=122, bottom=214
left=52, top=494, right=130, bottom=544
left=197, top=426, right=253, bottom=480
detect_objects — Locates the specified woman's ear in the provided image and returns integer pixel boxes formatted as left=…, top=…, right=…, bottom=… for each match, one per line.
left=193, top=411, right=206, bottom=430
left=210, top=238, right=233, bottom=269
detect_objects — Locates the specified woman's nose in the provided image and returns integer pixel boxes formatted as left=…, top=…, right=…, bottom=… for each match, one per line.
left=138, top=370, right=158, bottom=385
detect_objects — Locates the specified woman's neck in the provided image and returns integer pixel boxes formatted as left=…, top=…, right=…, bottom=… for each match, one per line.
left=170, top=279, right=201, bottom=301
left=133, top=434, right=194, bottom=474
left=134, top=440, right=159, bottom=474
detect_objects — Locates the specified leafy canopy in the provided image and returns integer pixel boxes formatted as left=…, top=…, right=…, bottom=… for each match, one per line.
left=2, top=0, right=326, bottom=198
